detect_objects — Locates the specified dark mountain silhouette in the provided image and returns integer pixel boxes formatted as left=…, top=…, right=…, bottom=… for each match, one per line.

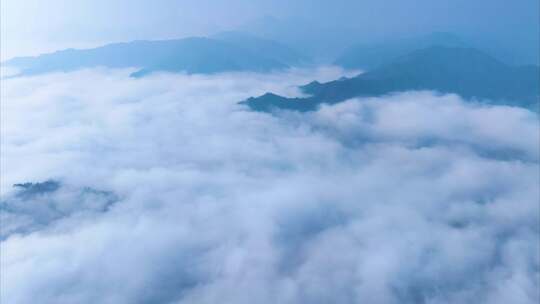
left=243, top=47, right=540, bottom=112
left=2, top=37, right=296, bottom=77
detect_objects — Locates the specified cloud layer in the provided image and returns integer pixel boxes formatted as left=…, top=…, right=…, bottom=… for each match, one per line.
left=1, top=68, right=538, bottom=304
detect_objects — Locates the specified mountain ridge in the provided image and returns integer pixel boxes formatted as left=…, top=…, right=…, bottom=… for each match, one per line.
left=335, top=32, right=468, bottom=70
left=243, top=46, right=540, bottom=112
left=2, top=36, right=301, bottom=77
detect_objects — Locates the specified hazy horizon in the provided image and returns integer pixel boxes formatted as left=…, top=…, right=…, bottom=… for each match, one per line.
left=2, top=0, right=538, bottom=62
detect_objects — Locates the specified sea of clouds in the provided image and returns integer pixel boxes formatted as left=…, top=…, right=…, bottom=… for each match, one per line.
left=1, top=67, right=538, bottom=304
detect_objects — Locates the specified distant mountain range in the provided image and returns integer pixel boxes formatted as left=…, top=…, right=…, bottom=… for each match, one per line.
left=239, top=15, right=363, bottom=63
left=211, top=31, right=311, bottom=66
left=334, top=32, right=540, bottom=70
left=239, top=16, right=539, bottom=66
left=2, top=34, right=308, bottom=77
left=4, top=31, right=538, bottom=111
left=334, top=32, right=468, bottom=70
left=243, top=46, right=540, bottom=112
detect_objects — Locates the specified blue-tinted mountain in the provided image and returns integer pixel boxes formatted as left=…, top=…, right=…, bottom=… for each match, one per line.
left=3, top=37, right=290, bottom=77
left=239, top=15, right=365, bottom=63
left=335, top=32, right=468, bottom=70
left=243, top=47, right=540, bottom=112
left=336, top=32, right=539, bottom=69
left=212, top=31, right=311, bottom=66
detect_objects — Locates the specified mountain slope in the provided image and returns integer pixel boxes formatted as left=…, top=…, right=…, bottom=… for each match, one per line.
left=211, top=31, right=310, bottom=66
left=335, top=32, right=468, bottom=70
left=3, top=37, right=289, bottom=77
left=238, top=15, right=365, bottom=63
left=243, top=47, right=540, bottom=112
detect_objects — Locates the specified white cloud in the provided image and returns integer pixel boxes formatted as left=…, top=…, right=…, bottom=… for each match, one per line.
left=1, top=68, right=538, bottom=304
